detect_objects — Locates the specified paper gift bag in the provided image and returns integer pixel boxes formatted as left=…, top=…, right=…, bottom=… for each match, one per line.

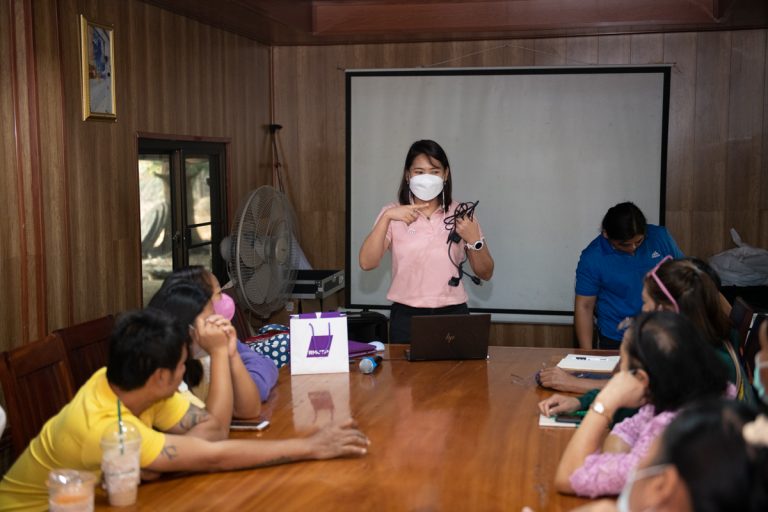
left=290, top=312, right=349, bottom=375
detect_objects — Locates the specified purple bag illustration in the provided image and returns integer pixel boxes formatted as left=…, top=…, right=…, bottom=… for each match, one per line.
left=307, top=322, right=333, bottom=358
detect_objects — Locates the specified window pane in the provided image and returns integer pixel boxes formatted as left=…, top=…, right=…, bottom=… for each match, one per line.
left=139, top=154, right=172, bottom=305
left=185, top=156, right=211, bottom=244
left=189, top=243, right=212, bottom=268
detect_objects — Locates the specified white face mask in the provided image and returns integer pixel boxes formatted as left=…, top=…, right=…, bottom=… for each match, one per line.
left=408, top=174, right=444, bottom=201
left=617, top=464, right=669, bottom=512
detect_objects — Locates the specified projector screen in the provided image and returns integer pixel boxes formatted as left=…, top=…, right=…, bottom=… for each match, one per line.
left=345, top=67, right=670, bottom=323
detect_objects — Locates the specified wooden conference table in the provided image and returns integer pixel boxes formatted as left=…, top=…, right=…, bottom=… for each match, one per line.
left=97, top=346, right=598, bottom=511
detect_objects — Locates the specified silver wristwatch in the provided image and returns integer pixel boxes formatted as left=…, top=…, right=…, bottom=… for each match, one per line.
left=466, top=237, right=485, bottom=251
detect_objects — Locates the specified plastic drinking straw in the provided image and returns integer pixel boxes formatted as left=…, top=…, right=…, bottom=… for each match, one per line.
left=117, top=399, right=125, bottom=455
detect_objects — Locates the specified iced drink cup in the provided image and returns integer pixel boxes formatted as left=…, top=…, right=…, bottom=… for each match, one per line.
left=47, top=469, right=96, bottom=512
left=100, top=421, right=142, bottom=506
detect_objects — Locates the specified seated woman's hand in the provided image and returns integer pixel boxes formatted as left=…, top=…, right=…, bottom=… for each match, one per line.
left=595, top=370, right=648, bottom=411
left=538, top=394, right=581, bottom=417
left=538, top=366, right=580, bottom=392
left=203, top=315, right=239, bottom=357
left=193, top=315, right=230, bottom=354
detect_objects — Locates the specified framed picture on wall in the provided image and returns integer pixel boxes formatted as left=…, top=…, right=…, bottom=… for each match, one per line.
left=80, top=15, right=116, bottom=121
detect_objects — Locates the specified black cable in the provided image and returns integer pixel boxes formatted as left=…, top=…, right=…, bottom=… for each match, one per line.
left=444, top=201, right=482, bottom=287
left=444, top=201, right=478, bottom=243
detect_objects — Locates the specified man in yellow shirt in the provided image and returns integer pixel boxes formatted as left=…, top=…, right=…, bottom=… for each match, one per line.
left=0, top=309, right=369, bottom=510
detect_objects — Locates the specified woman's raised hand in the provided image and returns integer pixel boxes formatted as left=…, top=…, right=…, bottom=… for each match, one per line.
left=595, top=370, right=648, bottom=411
left=194, top=314, right=231, bottom=355
left=455, top=215, right=481, bottom=243
left=385, top=204, right=428, bottom=225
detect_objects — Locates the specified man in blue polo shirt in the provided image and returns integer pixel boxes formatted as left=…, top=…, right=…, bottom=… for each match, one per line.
left=574, top=202, right=683, bottom=349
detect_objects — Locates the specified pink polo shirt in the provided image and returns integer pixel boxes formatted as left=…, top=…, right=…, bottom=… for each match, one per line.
left=377, top=201, right=482, bottom=308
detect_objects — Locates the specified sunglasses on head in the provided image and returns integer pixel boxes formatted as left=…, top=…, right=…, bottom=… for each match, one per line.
left=647, top=255, right=679, bottom=313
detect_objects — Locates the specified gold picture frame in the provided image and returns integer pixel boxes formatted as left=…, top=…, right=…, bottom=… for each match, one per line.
left=80, top=15, right=116, bottom=121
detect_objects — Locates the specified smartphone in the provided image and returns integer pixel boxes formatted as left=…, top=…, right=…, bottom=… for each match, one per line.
left=230, top=419, right=270, bottom=431
left=554, top=414, right=583, bottom=424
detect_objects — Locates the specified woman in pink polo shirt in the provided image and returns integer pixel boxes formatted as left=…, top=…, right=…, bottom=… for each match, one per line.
left=359, top=139, right=494, bottom=342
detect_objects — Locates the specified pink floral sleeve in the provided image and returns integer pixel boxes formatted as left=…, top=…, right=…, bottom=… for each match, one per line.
left=568, top=405, right=677, bottom=498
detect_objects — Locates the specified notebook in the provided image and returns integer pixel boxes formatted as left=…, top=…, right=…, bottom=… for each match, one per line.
left=405, top=313, right=491, bottom=361
left=538, top=414, right=578, bottom=429
left=556, top=354, right=620, bottom=373
left=348, top=340, right=378, bottom=358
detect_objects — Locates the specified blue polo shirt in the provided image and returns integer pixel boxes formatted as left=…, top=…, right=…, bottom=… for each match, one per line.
left=575, top=225, right=684, bottom=342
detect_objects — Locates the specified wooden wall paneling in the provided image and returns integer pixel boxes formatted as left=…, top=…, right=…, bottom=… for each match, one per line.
left=629, top=33, right=663, bottom=64
left=597, top=35, right=631, bottom=64
left=188, top=14, right=203, bottom=131
left=497, top=39, right=537, bottom=67
left=724, top=30, right=766, bottom=247
left=295, top=45, right=331, bottom=267
left=222, top=31, right=238, bottom=209
left=663, top=32, right=698, bottom=254
left=0, top=0, right=24, bottom=350
left=19, top=0, right=47, bottom=343
left=5, top=0, right=48, bottom=347
left=60, top=0, right=271, bottom=322
left=0, top=0, right=273, bottom=346
left=322, top=47, right=348, bottom=269
left=226, top=33, right=272, bottom=219
left=490, top=323, right=574, bottom=348
left=270, top=45, right=301, bottom=212
left=566, top=36, right=598, bottom=65
left=33, top=0, right=74, bottom=332
left=159, top=8, right=177, bottom=131
left=533, top=38, right=566, bottom=66
left=692, top=31, right=731, bottom=258
left=762, top=35, right=768, bottom=250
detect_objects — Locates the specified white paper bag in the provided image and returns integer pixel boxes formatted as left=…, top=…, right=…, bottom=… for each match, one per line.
left=290, top=312, right=349, bottom=375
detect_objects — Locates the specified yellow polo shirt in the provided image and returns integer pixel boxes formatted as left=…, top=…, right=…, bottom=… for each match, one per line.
left=0, top=368, right=189, bottom=511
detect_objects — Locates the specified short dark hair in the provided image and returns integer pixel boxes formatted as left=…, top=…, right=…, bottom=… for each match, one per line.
left=644, top=259, right=730, bottom=347
left=654, top=399, right=768, bottom=512
left=107, top=309, right=187, bottom=391
left=601, top=202, right=647, bottom=241
left=625, top=311, right=727, bottom=413
left=147, top=280, right=212, bottom=387
left=397, top=140, right=453, bottom=212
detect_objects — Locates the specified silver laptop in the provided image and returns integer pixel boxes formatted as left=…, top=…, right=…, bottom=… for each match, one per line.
left=405, top=314, right=491, bottom=361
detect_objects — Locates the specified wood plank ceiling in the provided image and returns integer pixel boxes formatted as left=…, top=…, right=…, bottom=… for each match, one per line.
left=140, top=0, right=768, bottom=45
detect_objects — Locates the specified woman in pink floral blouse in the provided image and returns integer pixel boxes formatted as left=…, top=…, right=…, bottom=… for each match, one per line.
left=554, top=311, right=731, bottom=498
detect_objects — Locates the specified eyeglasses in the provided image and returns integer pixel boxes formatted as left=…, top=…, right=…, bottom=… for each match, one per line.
left=647, top=255, right=679, bottom=313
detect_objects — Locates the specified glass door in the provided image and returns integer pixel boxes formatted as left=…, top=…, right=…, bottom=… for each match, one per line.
left=138, top=140, right=227, bottom=305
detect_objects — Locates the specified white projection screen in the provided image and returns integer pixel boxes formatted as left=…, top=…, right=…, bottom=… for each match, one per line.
left=345, top=67, right=670, bottom=323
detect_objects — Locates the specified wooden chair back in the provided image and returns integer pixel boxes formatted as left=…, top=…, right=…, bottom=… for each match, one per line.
left=731, top=297, right=755, bottom=351
left=0, top=335, right=76, bottom=457
left=54, top=314, right=114, bottom=389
